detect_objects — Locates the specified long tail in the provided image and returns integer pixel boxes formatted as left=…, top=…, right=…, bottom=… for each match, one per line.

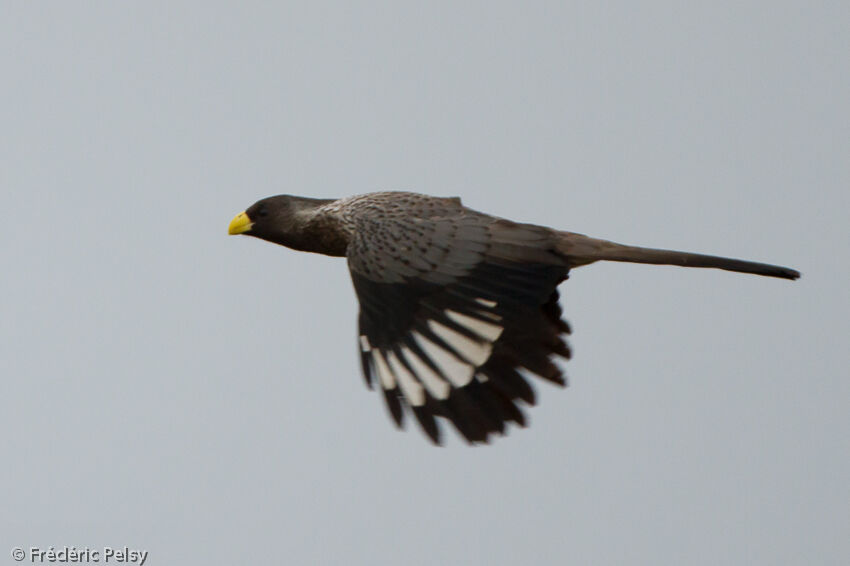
left=558, top=232, right=800, bottom=280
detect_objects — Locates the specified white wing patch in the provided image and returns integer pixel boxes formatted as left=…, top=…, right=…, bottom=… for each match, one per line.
left=401, top=346, right=451, bottom=400
left=445, top=310, right=503, bottom=341
left=475, top=297, right=498, bottom=308
left=412, top=331, right=475, bottom=387
left=371, top=350, right=395, bottom=390
left=427, top=319, right=493, bottom=366
left=364, top=305, right=504, bottom=407
left=386, top=351, right=425, bottom=406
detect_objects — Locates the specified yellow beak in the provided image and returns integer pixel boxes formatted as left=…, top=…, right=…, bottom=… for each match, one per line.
left=228, top=211, right=253, bottom=235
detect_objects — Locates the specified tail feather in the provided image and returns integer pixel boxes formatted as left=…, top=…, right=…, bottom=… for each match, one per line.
left=558, top=233, right=800, bottom=280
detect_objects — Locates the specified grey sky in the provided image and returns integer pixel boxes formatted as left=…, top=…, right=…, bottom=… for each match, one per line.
left=1, top=2, right=847, bottom=565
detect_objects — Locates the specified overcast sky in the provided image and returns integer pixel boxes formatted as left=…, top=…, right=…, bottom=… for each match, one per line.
left=1, top=2, right=847, bottom=565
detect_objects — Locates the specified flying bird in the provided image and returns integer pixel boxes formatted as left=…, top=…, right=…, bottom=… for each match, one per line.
left=228, top=192, right=799, bottom=444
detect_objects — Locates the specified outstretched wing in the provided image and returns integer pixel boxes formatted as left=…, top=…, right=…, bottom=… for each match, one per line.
left=347, top=201, right=572, bottom=444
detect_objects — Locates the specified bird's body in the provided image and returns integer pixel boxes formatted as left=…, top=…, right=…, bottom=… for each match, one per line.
left=228, top=191, right=799, bottom=444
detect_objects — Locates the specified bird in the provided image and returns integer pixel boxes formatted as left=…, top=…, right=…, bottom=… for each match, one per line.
left=228, top=191, right=799, bottom=445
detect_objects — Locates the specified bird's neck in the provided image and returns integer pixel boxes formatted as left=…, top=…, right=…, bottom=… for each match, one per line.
left=284, top=198, right=350, bottom=257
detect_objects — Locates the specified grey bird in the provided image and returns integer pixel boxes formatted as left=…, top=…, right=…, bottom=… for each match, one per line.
left=228, top=191, right=799, bottom=444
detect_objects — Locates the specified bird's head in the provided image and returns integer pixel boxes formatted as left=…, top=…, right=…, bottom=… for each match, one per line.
left=228, top=195, right=297, bottom=241
left=228, top=195, right=344, bottom=254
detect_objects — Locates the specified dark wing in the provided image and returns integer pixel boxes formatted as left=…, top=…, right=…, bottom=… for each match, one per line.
left=348, top=205, right=572, bottom=444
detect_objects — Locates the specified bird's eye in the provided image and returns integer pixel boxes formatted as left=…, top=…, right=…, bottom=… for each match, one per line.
left=257, top=208, right=269, bottom=218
